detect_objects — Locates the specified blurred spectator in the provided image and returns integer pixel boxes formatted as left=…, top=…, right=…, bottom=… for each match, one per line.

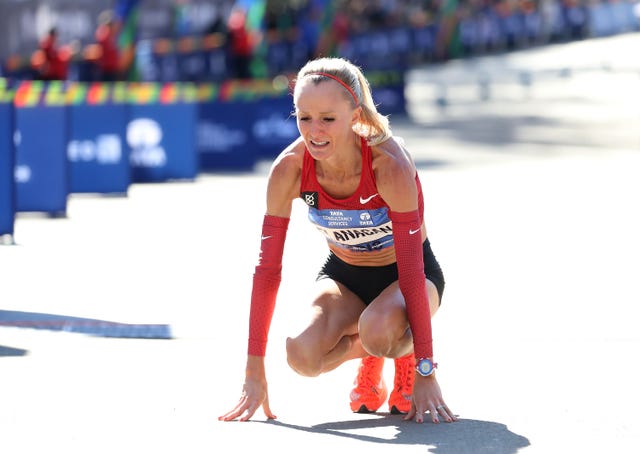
left=227, top=7, right=254, bottom=79
left=316, top=3, right=349, bottom=57
left=435, top=0, right=462, bottom=60
left=94, top=10, right=122, bottom=81
left=31, top=27, right=71, bottom=81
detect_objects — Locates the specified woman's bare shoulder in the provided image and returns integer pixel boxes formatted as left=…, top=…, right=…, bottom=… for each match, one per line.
left=270, top=137, right=306, bottom=178
left=265, top=138, right=306, bottom=214
left=371, top=136, right=416, bottom=179
left=371, top=136, right=419, bottom=211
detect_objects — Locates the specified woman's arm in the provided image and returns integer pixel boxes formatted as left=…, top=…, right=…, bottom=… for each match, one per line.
left=374, top=138, right=455, bottom=423
left=374, top=138, right=432, bottom=359
left=219, top=139, right=303, bottom=422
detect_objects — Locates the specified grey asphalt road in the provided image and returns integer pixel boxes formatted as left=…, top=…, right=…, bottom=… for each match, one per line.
left=1, top=33, right=639, bottom=453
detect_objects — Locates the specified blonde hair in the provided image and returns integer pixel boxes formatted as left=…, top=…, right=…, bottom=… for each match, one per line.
left=293, top=57, right=392, bottom=146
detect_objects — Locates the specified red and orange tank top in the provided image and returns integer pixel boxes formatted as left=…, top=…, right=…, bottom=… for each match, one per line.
left=299, top=137, right=424, bottom=253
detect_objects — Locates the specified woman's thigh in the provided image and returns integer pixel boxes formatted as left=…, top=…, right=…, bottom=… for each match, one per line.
left=289, top=278, right=366, bottom=355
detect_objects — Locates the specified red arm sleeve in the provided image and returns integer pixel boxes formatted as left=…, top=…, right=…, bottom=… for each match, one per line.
left=247, top=215, right=289, bottom=356
left=389, top=209, right=433, bottom=360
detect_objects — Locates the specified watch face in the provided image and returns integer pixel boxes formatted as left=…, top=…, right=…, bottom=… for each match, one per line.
left=417, top=359, right=434, bottom=376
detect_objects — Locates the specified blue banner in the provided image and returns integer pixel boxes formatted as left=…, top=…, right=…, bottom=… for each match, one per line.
left=128, top=103, right=197, bottom=182
left=68, top=102, right=130, bottom=194
left=14, top=81, right=68, bottom=215
left=251, top=96, right=298, bottom=160
left=126, top=82, right=198, bottom=182
left=66, top=83, right=130, bottom=194
left=0, top=91, right=14, bottom=236
left=198, top=100, right=257, bottom=171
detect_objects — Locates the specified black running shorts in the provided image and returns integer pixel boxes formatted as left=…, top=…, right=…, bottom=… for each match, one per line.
left=317, top=239, right=445, bottom=306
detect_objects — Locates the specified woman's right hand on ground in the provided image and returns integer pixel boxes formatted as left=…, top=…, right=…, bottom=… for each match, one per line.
left=218, top=376, right=276, bottom=422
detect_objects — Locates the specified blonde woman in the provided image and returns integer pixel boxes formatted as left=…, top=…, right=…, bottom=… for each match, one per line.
left=219, top=57, right=455, bottom=424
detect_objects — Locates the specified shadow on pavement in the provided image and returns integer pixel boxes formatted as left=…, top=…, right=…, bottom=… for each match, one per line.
left=0, top=310, right=172, bottom=339
left=0, top=344, right=28, bottom=357
left=263, top=417, right=530, bottom=453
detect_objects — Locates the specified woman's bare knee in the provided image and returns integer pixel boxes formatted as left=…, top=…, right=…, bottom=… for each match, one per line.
left=358, top=302, right=410, bottom=356
left=286, top=336, right=322, bottom=377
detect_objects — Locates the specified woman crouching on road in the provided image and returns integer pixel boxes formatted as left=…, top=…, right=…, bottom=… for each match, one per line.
left=219, top=57, right=456, bottom=424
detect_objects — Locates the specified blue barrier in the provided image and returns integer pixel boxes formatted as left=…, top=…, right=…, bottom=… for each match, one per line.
left=14, top=81, right=68, bottom=216
left=127, top=83, right=198, bottom=183
left=197, top=99, right=258, bottom=171
left=196, top=79, right=295, bottom=171
left=252, top=96, right=298, bottom=161
left=67, top=82, right=130, bottom=194
left=0, top=79, right=14, bottom=237
left=5, top=75, right=407, bottom=208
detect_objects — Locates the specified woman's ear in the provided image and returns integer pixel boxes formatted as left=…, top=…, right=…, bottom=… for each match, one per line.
left=351, top=105, right=362, bottom=125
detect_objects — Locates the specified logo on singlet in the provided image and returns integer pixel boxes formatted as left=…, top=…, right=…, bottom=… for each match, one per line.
left=301, top=191, right=318, bottom=208
left=359, top=193, right=378, bottom=204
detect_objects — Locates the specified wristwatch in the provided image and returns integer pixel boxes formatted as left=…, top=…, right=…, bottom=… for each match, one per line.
left=416, top=358, right=437, bottom=377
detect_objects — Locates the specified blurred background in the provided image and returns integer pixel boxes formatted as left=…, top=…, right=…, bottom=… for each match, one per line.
left=0, top=0, right=638, bottom=238
left=1, top=0, right=639, bottom=82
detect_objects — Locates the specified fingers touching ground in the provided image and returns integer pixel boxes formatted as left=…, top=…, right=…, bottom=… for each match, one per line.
left=218, top=390, right=276, bottom=422
left=404, top=402, right=457, bottom=424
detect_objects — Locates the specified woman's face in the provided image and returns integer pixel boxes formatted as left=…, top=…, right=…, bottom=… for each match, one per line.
left=294, top=78, right=359, bottom=161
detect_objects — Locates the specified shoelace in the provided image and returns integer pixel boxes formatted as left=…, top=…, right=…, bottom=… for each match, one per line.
left=394, top=357, right=414, bottom=393
left=356, top=357, right=382, bottom=390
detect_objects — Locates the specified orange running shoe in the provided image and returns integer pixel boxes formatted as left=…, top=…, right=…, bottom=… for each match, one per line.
left=349, top=356, right=387, bottom=413
left=388, top=354, right=415, bottom=414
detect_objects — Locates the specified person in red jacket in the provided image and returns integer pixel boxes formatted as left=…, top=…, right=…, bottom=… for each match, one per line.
left=32, top=28, right=70, bottom=80
left=219, top=57, right=457, bottom=424
left=226, top=7, right=254, bottom=79
left=94, top=11, right=121, bottom=81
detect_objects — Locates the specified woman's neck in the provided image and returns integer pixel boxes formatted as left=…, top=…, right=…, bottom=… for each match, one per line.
left=316, top=137, right=362, bottom=179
